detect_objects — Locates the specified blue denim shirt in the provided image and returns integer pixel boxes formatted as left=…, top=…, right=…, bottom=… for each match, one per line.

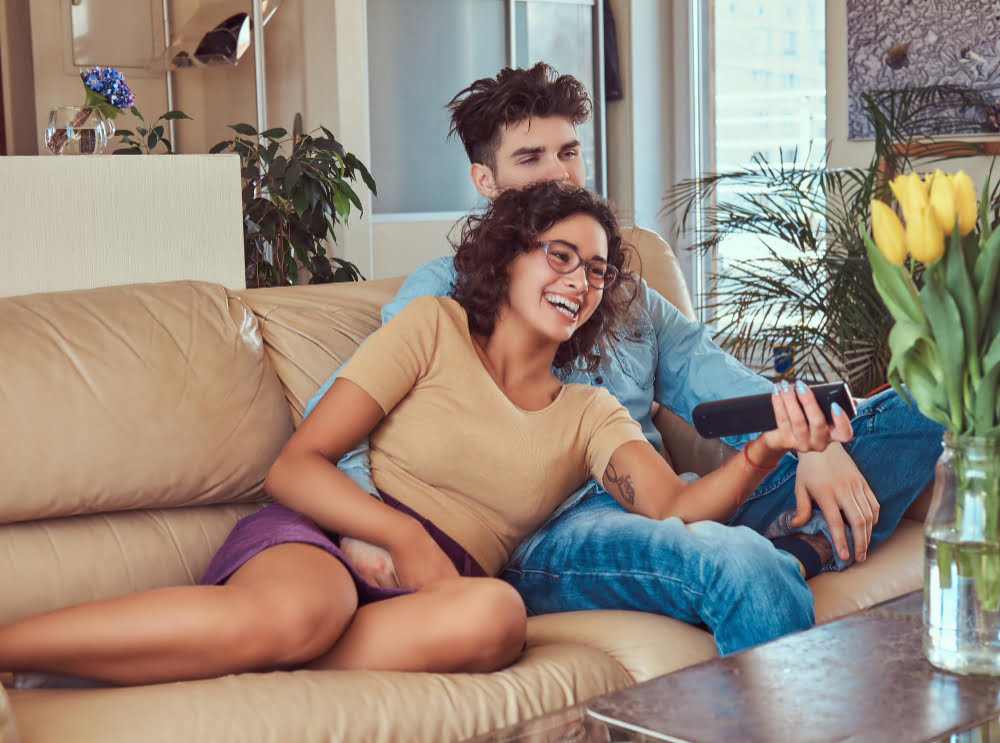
left=304, top=255, right=772, bottom=518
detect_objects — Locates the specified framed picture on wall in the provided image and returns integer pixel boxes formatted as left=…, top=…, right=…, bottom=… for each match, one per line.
left=846, top=0, right=1000, bottom=140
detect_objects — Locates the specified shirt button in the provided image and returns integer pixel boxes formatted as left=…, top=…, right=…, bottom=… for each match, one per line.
left=595, top=376, right=604, bottom=384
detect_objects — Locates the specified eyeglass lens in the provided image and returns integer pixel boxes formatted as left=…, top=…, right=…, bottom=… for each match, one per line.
left=542, top=242, right=617, bottom=288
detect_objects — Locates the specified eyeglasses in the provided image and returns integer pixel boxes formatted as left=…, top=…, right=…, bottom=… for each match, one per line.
left=538, top=240, right=618, bottom=290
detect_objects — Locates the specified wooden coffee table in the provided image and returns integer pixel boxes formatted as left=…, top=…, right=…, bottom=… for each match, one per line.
left=587, top=591, right=1000, bottom=743
left=466, top=592, right=1000, bottom=742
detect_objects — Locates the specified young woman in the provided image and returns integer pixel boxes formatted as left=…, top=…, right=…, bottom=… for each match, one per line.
left=0, top=182, right=852, bottom=685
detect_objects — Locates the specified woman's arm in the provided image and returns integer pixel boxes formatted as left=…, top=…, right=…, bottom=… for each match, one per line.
left=602, top=382, right=855, bottom=523
left=265, top=377, right=458, bottom=588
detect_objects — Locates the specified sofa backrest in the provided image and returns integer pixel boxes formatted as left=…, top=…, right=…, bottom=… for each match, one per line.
left=0, top=280, right=294, bottom=624
left=235, top=277, right=405, bottom=426
left=0, top=280, right=292, bottom=525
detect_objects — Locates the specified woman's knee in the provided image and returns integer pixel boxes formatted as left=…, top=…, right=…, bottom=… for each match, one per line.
left=440, top=578, right=526, bottom=671
left=227, top=579, right=358, bottom=669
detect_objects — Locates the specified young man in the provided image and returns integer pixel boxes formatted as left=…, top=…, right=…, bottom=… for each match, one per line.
left=306, top=63, right=944, bottom=654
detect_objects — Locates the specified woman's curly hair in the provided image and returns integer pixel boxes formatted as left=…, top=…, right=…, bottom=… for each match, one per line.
left=451, top=181, right=639, bottom=372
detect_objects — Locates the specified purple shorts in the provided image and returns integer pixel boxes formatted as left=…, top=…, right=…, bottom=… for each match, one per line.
left=200, top=491, right=486, bottom=605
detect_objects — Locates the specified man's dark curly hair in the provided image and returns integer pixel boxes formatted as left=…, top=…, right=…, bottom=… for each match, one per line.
left=446, top=62, right=592, bottom=173
left=451, top=181, right=638, bottom=373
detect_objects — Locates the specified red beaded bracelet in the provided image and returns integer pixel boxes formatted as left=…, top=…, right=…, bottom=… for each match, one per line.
left=743, top=445, right=778, bottom=473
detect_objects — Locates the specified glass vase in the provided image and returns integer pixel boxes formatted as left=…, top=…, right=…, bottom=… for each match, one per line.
left=923, top=434, right=1000, bottom=675
left=44, top=106, right=109, bottom=155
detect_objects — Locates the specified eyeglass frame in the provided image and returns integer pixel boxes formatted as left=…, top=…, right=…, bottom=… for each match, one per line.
left=536, top=240, right=619, bottom=290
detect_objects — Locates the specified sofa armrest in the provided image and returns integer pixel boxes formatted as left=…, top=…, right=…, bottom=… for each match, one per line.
left=0, top=680, right=19, bottom=743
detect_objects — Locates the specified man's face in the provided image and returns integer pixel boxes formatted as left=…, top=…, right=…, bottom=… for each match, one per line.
left=471, top=116, right=586, bottom=198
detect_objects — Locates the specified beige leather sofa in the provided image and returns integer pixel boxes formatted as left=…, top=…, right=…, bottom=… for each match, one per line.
left=0, top=228, right=925, bottom=743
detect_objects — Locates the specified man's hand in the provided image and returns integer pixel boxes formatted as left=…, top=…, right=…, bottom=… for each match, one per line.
left=792, top=444, right=879, bottom=563
left=387, top=523, right=460, bottom=590
left=340, top=537, right=400, bottom=588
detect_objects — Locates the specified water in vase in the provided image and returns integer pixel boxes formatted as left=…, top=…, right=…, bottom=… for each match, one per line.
left=924, top=527, right=1000, bottom=675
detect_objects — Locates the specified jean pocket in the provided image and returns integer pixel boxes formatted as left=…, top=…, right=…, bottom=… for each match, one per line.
left=614, top=313, right=656, bottom=390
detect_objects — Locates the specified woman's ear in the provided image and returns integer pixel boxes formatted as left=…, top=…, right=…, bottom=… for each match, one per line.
left=471, top=163, right=500, bottom=199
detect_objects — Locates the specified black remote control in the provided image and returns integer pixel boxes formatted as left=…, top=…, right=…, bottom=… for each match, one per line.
left=692, top=381, right=856, bottom=438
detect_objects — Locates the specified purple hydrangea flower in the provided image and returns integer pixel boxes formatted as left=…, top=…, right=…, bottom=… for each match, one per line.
left=79, top=66, right=135, bottom=111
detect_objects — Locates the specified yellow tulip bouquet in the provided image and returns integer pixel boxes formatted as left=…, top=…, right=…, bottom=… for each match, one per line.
left=865, top=170, right=999, bottom=433
left=861, top=169, right=1000, bottom=610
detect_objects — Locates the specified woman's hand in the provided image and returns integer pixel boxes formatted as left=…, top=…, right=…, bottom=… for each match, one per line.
left=387, top=521, right=460, bottom=590
left=340, top=537, right=401, bottom=588
left=757, top=380, right=853, bottom=456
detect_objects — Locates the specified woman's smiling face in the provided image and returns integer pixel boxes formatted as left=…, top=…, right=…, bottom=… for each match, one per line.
left=504, top=212, right=609, bottom=345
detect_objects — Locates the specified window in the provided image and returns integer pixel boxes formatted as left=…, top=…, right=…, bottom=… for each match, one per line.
left=712, top=0, right=825, bottom=270
left=366, top=0, right=603, bottom=217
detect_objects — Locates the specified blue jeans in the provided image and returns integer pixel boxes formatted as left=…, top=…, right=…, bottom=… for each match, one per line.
left=500, top=389, right=945, bottom=655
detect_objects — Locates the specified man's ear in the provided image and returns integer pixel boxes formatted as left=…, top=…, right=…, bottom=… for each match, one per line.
left=471, top=163, right=500, bottom=199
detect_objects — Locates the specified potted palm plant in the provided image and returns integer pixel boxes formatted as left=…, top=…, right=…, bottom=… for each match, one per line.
left=663, top=85, right=997, bottom=394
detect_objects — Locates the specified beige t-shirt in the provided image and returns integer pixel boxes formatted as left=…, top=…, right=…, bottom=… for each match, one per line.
left=340, top=295, right=646, bottom=575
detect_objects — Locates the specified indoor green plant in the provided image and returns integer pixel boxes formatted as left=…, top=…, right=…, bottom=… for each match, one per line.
left=662, top=85, right=995, bottom=394
left=113, top=106, right=192, bottom=154
left=210, top=123, right=377, bottom=287
left=863, top=169, right=1000, bottom=675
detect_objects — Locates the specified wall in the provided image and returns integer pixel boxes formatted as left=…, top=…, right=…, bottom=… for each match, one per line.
left=0, top=155, right=244, bottom=297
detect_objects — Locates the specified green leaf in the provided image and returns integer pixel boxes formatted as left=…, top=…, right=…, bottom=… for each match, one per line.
left=309, top=203, right=328, bottom=237
left=984, top=332, right=1000, bottom=382
left=888, top=319, right=933, bottom=363
left=115, top=129, right=134, bottom=138
left=861, top=221, right=925, bottom=325
left=339, top=181, right=363, bottom=213
left=160, top=137, right=172, bottom=154
left=289, top=223, right=314, bottom=259
left=260, top=127, right=287, bottom=140
left=130, top=105, right=144, bottom=121
left=284, top=161, right=302, bottom=195
left=209, top=141, right=231, bottom=154
left=974, top=226, right=1000, bottom=326
left=347, top=154, right=377, bottom=196
left=292, top=188, right=308, bottom=218
left=230, top=123, right=258, bottom=136
left=112, top=147, right=142, bottom=155
left=980, top=177, right=992, bottom=249
left=269, top=155, right=287, bottom=180
left=162, top=110, right=193, bottom=120
left=974, top=363, right=1000, bottom=433
left=943, top=228, right=979, bottom=368
left=147, top=131, right=160, bottom=150
left=261, top=140, right=279, bottom=167
left=920, top=262, right=967, bottom=430
left=333, top=189, right=350, bottom=219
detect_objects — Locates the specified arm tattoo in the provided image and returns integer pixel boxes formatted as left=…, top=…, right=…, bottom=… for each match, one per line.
left=606, top=463, right=636, bottom=506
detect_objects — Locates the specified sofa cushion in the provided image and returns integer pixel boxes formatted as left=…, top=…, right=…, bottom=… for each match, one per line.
left=810, top=517, right=923, bottom=624
left=527, top=609, right=718, bottom=682
left=0, top=281, right=292, bottom=524
left=234, top=278, right=404, bottom=425
left=8, top=642, right=632, bottom=743
left=0, top=505, right=258, bottom=626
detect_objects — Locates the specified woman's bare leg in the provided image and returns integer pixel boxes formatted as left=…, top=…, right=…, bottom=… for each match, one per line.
left=0, top=544, right=357, bottom=684
left=307, top=577, right=527, bottom=673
